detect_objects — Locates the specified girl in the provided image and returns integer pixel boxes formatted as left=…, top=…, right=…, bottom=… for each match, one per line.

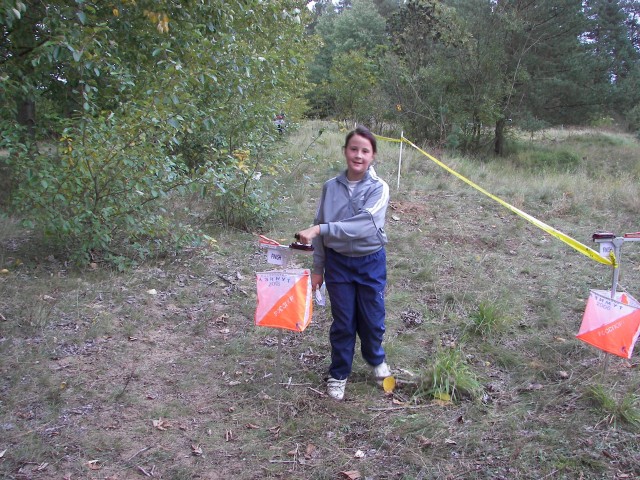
left=296, top=126, right=391, bottom=400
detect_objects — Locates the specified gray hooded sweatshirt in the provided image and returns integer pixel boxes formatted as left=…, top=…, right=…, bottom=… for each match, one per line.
left=311, top=166, right=389, bottom=275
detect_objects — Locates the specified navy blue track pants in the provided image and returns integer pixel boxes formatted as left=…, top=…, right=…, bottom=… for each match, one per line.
left=324, top=247, right=387, bottom=380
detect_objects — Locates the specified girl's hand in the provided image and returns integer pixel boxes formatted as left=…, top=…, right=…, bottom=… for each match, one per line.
left=296, top=225, right=320, bottom=245
left=311, top=273, right=324, bottom=291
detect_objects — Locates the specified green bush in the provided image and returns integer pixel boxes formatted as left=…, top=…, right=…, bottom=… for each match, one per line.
left=626, top=104, right=640, bottom=136
left=7, top=113, right=199, bottom=266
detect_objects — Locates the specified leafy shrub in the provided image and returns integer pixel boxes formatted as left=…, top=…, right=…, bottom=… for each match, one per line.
left=7, top=112, right=199, bottom=266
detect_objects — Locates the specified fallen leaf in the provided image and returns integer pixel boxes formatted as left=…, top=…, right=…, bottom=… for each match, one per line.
left=382, top=376, right=396, bottom=393
left=305, top=443, right=317, bottom=459
left=86, top=460, right=102, bottom=470
left=340, top=470, right=362, bottom=480
left=147, top=289, right=157, bottom=295
left=445, top=438, right=457, bottom=445
left=0, top=269, right=9, bottom=275
left=245, top=423, right=260, bottom=429
left=191, top=444, right=203, bottom=456
left=416, top=435, right=433, bottom=448
left=152, top=418, right=171, bottom=431
left=354, top=449, right=365, bottom=458
left=433, top=391, right=451, bottom=401
left=0, top=449, right=6, bottom=458
left=225, top=429, right=233, bottom=441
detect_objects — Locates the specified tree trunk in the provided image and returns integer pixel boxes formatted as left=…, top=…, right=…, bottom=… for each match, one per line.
left=17, top=98, right=36, bottom=139
left=494, top=117, right=506, bottom=156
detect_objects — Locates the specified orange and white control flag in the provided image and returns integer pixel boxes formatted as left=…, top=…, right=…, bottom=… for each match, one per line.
left=577, top=289, right=640, bottom=359
left=255, top=269, right=313, bottom=332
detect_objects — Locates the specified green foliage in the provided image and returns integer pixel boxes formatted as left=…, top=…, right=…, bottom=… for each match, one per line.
left=306, top=0, right=388, bottom=119
left=329, top=50, right=381, bottom=122
left=7, top=112, right=196, bottom=265
left=414, top=347, right=483, bottom=403
left=626, top=104, right=640, bottom=135
left=203, top=163, right=278, bottom=231
left=387, top=0, right=599, bottom=153
left=1, top=0, right=311, bottom=265
left=590, top=116, right=616, bottom=128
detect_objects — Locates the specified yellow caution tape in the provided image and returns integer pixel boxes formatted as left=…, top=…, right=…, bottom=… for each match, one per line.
left=376, top=134, right=614, bottom=267
left=374, top=134, right=403, bottom=144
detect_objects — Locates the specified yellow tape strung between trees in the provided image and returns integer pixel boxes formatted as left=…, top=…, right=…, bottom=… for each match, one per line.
left=375, top=134, right=615, bottom=267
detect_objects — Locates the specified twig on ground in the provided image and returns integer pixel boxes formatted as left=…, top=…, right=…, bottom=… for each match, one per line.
left=126, top=446, right=152, bottom=462
left=115, top=370, right=136, bottom=400
left=137, top=465, right=153, bottom=477
left=367, top=404, right=435, bottom=412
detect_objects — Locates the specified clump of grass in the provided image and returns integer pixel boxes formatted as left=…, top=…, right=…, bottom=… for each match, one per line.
left=467, top=300, right=506, bottom=336
left=413, top=347, right=483, bottom=403
left=514, top=147, right=582, bottom=173
left=567, top=132, right=626, bottom=147
left=585, top=384, right=640, bottom=429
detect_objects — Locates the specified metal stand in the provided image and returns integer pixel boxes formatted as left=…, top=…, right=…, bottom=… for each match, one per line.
left=591, top=232, right=640, bottom=372
left=592, top=232, right=640, bottom=298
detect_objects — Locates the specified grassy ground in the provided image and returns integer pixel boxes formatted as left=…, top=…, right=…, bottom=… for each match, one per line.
left=1, top=120, right=640, bottom=479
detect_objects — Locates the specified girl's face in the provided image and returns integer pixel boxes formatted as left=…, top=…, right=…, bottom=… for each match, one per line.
left=344, top=134, right=375, bottom=181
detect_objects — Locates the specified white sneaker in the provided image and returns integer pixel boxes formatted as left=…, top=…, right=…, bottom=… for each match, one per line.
left=372, top=361, right=391, bottom=382
left=327, top=377, right=347, bottom=400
